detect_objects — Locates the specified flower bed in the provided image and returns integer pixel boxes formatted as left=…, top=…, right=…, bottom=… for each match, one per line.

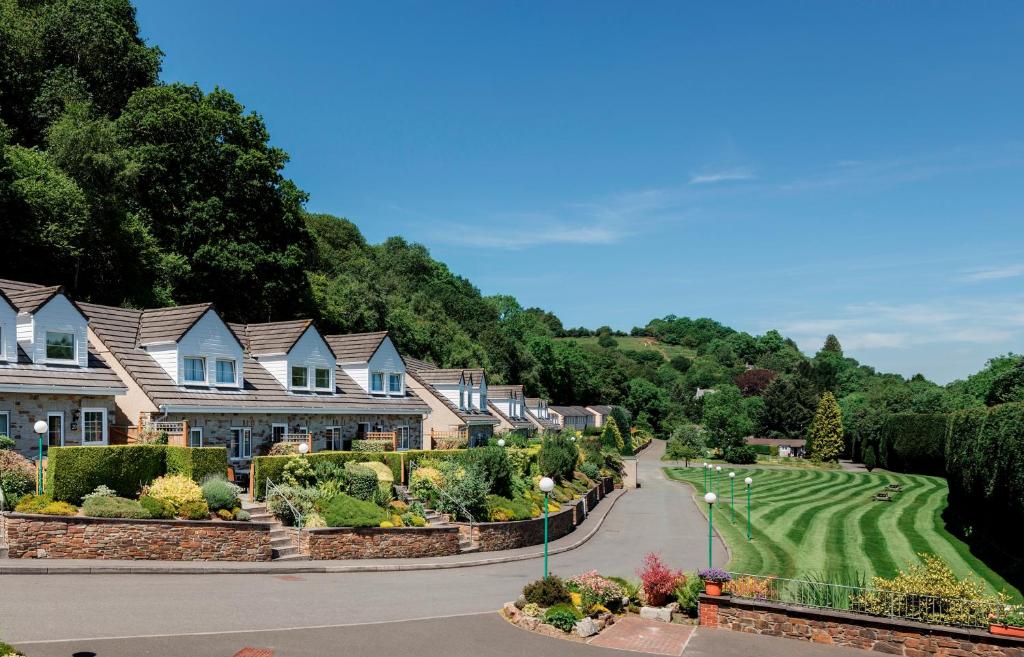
left=2, top=513, right=272, bottom=561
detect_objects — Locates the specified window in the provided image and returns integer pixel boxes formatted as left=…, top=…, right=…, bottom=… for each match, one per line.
left=45, top=331, right=75, bottom=361
left=215, top=359, right=236, bottom=385
left=291, top=366, right=308, bottom=389
left=81, top=408, right=107, bottom=444
left=370, top=371, right=384, bottom=393
left=325, top=426, right=342, bottom=451
left=314, top=367, right=332, bottom=390
left=183, top=357, right=206, bottom=383
left=0, top=411, right=9, bottom=438
left=357, top=422, right=370, bottom=437
left=230, top=427, right=252, bottom=459
left=272, top=424, right=287, bottom=442
left=47, top=412, right=63, bottom=448
left=388, top=372, right=403, bottom=394
left=189, top=427, right=203, bottom=448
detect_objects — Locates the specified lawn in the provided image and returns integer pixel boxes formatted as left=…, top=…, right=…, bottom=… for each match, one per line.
left=557, top=336, right=696, bottom=361
left=665, top=466, right=1021, bottom=599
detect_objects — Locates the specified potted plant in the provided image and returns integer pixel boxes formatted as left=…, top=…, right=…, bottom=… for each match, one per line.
left=698, top=568, right=731, bottom=596
left=990, top=605, right=1024, bottom=638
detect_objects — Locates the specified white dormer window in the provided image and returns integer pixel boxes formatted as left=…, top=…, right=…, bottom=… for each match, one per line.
left=215, top=359, right=237, bottom=386
left=183, top=356, right=206, bottom=383
left=291, top=366, right=309, bottom=389
left=314, top=367, right=332, bottom=391
left=370, top=371, right=385, bottom=394
left=45, top=331, right=75, bottom=362
left=388, top=372, right=403, bottom=395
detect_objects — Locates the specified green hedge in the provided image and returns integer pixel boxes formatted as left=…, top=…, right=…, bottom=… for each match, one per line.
left=251, top=449, right=470, bottom=500
left=946, top=402, right=1024, bottom=521
left=46, top=445, right=228, bottom=504
left=879, top=413, right=948, bottom=476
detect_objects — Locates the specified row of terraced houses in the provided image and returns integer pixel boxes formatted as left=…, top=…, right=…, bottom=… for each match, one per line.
left=0, top=278, right=612, bottom=483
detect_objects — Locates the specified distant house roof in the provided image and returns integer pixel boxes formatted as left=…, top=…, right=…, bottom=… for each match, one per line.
left=402, top=355, right=436, bottom=372
left=587, top=405, right=612, bottom=415
left=525, top=397, right=545, bottom=406
left=81, top=302, right=427, bottom=414
left=747, top=437, right=806, bottom=447
left=324, top=331, right=389, bottom=364
left=136, top=303, right=222, bottom=346
left=489, top=384, right=524, bottom=398
left=524, top=406, right=559, bottom=431
left=230, top=320, right=328, bottom=357
left=404, top=360, right=499, bottom=425
left=411, top=368, right=465, bottom=385
left=549, top=405, right=591, bottom=418
left=487, top=400, right=532, bottom=429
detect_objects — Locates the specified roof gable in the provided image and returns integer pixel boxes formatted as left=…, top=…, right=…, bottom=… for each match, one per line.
left=233, top=320, right=332, bottom=357
left=137, top=304, right=242, bottom=349
left=324, top=331, right=389, bottom=363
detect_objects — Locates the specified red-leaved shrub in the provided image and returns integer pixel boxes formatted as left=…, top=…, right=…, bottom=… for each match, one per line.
left=638, top=552, right=685, bottom=606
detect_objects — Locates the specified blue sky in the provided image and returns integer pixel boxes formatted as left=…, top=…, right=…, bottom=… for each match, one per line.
left=136, top=2, right=1024, bottom=384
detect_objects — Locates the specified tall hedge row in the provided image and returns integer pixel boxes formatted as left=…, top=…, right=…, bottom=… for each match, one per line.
left=46, top=445, right=228, bottom=504
left=879, top=413, right=948, bottom=476
left=945, top=402, right=1024, bottom=524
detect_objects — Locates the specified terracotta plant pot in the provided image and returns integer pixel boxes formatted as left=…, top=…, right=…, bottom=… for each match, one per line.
left=704, top=581, right=723, bottom=596
left=990, top=624, right=1024, bottom=638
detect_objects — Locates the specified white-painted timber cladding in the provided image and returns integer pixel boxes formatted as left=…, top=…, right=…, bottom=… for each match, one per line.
left=28, top=295, right=88, bottom=366
left=288, top=327, right=335, bottom=388
left=0, top=296, right=16, bottom=361
left=472, top=376, right=487, bottom=411
left=344, top=336, right=405, bottom=394
left=258, top=354, right=287, bottom=389
left=437, top=383, right=460, bottom=408
left=175, top=310, right=244, bottom=386
left=147, top=343, right=178, bottom=381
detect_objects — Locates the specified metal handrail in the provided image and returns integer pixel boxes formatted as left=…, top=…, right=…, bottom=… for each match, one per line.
left=408, top=461, right=475, bottom=530
left=265, top=477, right=304, bottom=529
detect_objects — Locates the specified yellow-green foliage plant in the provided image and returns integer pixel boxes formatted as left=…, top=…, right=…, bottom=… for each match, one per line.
left=357, top=461, right=394, bottom=490
left=147, top=474, right=204, bottom=513
left=600, top=416, right=625, bottom=452
left=808, top=392, right=844, bottom=463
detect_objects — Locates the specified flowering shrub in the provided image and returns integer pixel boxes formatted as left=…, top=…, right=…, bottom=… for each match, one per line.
left=639, top=553, right=686, bottom=606
left=727, top=575, right=775, bottom=599
left=992, top=605, right=1024, bottom=627
left=567, top=571, right=625, bottom=611
left=522, top=602, right=542, bottom=618
left=697, top=568, right=732, bottom=584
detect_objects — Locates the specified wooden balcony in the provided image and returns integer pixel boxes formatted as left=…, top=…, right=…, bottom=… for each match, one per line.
left=429, top=429, right=468, bottom=450
left=279, top=432, right=313, bottom=452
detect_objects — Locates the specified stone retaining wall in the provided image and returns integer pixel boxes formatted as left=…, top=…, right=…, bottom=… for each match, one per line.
left=2, top=513, right=272, bottom=561
left=296, top=525, right=461, bottom=559
left=602, top=476, right=614, bottom=495
left=464, top=504, right=578, bottom=552
left=584, top=485, right=600, bottom=510
left=699, top=594, right=1024, bottom=657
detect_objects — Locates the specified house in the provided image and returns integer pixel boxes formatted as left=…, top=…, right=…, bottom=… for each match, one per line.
left=487, top=385, right=533, bottom=435
left=0, top=280, right=127, bottom=458
left=524, top=397, right=559, bottom=433
left=403, top=357, right=498, bottom=447
left=586, top=405, right=614, bottom=428
left=548, top=405, right=594, bottom=432
left=747, top=437, right=806, bottom=458
left=81, top=302, right=429, bottom=471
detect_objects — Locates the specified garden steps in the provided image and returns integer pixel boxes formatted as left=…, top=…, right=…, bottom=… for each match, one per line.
left=244, top=501, right=308, bottom=561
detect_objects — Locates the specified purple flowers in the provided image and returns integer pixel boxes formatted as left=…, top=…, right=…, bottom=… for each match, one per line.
left=698, top=568, right=732, bottom=584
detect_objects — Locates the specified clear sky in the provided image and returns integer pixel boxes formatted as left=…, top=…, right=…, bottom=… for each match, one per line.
left=135, top=1, right=1024, bottom=384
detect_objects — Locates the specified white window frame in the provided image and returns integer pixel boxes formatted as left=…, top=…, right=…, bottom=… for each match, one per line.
left=388, top=372, right=403, bottom=395
left=183, top=356, right=207, bottom=384
left=47, top=411, right=64, bottom=448
left=214, top=358, right=237, bottom=386
left=80, top=407, right=108, bottom=445
left=0, top=326, right=5, bottom=362
left=370, top=371, right=385, bottom=394
left=291, top=365, right=309, bottom=390
left=189, top=426, right=204, bottom=448
left=314, top=367, right=332, bottom=391
left=230, top=427, right=252, bottom=460
left=325, top=426, right=342, bottom=451
left=271, top=423, right=288, bottom=442
left=44, top=330, right=76, bottom=363
left=0, top=410, right=9, bottom=437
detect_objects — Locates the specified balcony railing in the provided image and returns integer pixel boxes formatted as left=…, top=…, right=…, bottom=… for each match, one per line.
left=279, top=432, right=313, bottom=452
left=430, top=429, right=468, bottom=450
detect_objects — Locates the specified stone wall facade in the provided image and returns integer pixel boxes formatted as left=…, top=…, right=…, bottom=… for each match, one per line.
left=3, top=513, right=272, bottom=561
left=699, top=594, right=1024, bottom=657
left=296, top=526, right=460, bottom=559
left=0, top=393, right=118, bottom=458
left=160, top=411, right=423, bottom=453
left=463, top=504, right=578, bottom=552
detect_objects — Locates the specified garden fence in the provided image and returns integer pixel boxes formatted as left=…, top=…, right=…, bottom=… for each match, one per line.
left=724, top=572, right=1002, bottom=629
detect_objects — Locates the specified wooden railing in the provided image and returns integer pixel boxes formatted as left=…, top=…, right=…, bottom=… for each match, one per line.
left=429, top=429, right=467, bottom=450
left=279, top=432, right=313, bottom=452
left=363, top=431, right=397, bottom=450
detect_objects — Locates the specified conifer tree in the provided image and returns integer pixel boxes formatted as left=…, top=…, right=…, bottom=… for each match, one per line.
left=808, top=391, right=844, bottom=462
left=601, top=415, right=625, bottom=452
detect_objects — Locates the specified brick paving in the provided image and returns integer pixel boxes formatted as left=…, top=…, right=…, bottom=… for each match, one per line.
left=232, top=648, right=274, bottom=657
left=589, top=616, right=694, bottom=655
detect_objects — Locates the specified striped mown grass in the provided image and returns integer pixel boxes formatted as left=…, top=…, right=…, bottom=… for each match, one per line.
left=665, top=466, right=1021, bottom=600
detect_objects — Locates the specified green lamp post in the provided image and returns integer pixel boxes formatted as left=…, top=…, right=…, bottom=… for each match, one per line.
left=744, top=476, right=753, bottom=540
left=715, top=465, right=722, bottom=499
left=539, top=476, right=555, bottom=578
left=702, top=462, right=708, bottom=492
left=33, top=419, right=48, bottom=494
left=704, top=491, right=717, bottom=569
left=729, top=471, right=736, bottom=522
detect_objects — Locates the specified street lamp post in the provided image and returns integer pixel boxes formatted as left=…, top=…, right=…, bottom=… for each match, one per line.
left=497, top=438, right=506, bottom=448
left=744, top=476, right=753, bottom=540
left=715, top=465, right=722, bottom=499
left=33, top=419, right=48, bottom=494
left=702, top=462, right=708, bottom=492
left=539, top=476, right=555, bottom=578
left=297, top=441, right=309, bottom=455
left=729, top=471, right=736, bottom=522
left=704, top=491, right=717, bottom=569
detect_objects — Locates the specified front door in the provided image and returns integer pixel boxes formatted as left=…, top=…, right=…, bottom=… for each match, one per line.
left=47, top=413, right=63, bottom=448
left=396, top=426, right=410, bottom=451
left=271, top=423, right=287, bottom=443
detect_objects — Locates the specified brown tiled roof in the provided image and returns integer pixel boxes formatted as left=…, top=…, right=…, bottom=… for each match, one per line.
left=411, top=368, right=464, bottom=385
left=402, top=355, right=436, bottom=372
left=0, top=345, right=126, bottom=392
left=230, top=320, right=326, bottom=356
left=747, top=437, right=806, bottom=447
left=524, top=407, right=559, bottom=431
left=489, top=384, right=524, bottom=398
left=81, top=302, right=428, bottom=414
left=587, top=405, right=613, bottom=415
left=136, top=303, right=224, bottom=346
left=549, top=405, right=591, bottom=417
left=487, top=400, right=532, bottom=429
left=525, top=397, right=545, bottom=405
left=407, top=369, right=498, bottom=425
left=324, top=331, right=388, bottom=364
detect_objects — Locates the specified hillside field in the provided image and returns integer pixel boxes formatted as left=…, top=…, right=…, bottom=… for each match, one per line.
left=665, top=466, right=1021, bottom=600
left=557, top=336, right=696, bottom=361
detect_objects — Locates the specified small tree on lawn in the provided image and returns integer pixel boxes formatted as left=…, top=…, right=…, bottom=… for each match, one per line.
left=601, top=415, right=625, bottom=452
left=808, top=391, right=844, bottom=462
left=666, top=424, right=706, bottom=466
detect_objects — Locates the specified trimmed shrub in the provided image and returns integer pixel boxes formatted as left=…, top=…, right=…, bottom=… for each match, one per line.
left=522, top=575, right=571, bottom=606
left=139, top=495, right=175, bottom=519
left=344, top=464, right=380, bottom=501
left=163, top=446, right=228, bottom=483
left=538, top=433, right=579, bottom=482
left=177, top=499, right=210, bottom=520
left=148, top=474, right=204, bottom=514
left=234, top=508, right=251, bottom=521
left=542, top=603, right=582, bottom=632
left=82, top=495, right=151, bottom=519
left=722, top=445, right=758, bottom=464
left=267, top=484, right=320, bottom=526
left=14, top=494, right=77, bottom=516
left=485, top=494, right=536, bottom=521
left=201, top=477, right=242, bottom=511
left=350, top=439, right=390, bottom=452
left=356, top=461, right=394, bottom=491
left=321, top=493, right=388, bottom=528
left=0, top=435, right=15, bottom=451
left=880, top=413, right=947, bottom=475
